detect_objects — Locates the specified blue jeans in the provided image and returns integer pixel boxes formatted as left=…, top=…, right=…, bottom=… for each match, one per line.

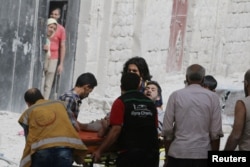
left=31, top=147, right=73, bottom=167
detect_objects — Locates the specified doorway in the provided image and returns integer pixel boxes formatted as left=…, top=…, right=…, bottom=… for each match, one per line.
left=49, top=1, right=68, bottom=26
left=47, top=0, right=80, bottom=99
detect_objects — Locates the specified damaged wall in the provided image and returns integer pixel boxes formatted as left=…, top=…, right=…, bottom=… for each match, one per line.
left=0, top=0, right=47, bottom=112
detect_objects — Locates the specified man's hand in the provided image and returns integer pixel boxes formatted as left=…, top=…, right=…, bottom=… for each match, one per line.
left=92, top=150, right=102, bottom=163
left=57, top=64, right=63, bottom=74
left=74, top=122, right=80, bottom=132
left=163, top=157, right=168, bottom=167
left=43, top=44, right=49, bottom=51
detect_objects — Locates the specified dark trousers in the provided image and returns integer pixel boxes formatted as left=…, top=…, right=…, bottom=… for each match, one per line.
left=166, top=156, right=207, bottom=167
left=31, top=147, right=73, bottom=167
left=116, top=148, right=159, bottom=167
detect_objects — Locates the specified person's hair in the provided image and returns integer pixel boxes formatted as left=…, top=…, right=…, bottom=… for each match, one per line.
left=203, top=75, right=217, bottom=91
left=186, top=64, right=205, bottom=82
left=122, top=56, right=152, bottom=81
left=245, top=69, right=250, bottom=83
left=75, top=72, right=97, bottom=88
left=146, top=81, right=163, bottom=107
left=121, top=73, right=140, bottom=91
left=24, top=88, right=44, bottom=105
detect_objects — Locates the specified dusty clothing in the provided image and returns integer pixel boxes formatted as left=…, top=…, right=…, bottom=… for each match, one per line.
left=162, top=84, right=223, bottom=159
left=239, top=96, right=250, bottom=150
left=18, top=100, right=87, bottom=167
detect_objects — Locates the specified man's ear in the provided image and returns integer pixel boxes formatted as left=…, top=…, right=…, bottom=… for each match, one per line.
left=185, top=76, right=189, bottom=84
left=26, top=102, right=32, bottom=107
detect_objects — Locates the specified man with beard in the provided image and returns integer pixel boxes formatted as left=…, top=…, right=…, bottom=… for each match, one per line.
left=144, top=81, right=164, bottom=134
left=59, top=72, right=97, bottom=131
left=224, top=69, right=250, bottom=151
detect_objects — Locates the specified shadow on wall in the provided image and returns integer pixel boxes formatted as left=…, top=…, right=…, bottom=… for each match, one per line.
left=217, top=89, right=244, bottom=126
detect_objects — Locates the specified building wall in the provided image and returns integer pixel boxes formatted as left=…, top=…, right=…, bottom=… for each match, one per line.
left=74, top=0, right=250, bottom=115
left=0, top=0, right=48, bottom=113
left=0, top=0, right=80, bottom=113
left=0, top=0, right=248, bottom=114
left=185, top=0, right=250, bottom=76
left=75, top=0, right=173, bottom=103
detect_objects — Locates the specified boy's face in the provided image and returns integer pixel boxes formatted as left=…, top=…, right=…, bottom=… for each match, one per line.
left=144, top=84, right=159, bottom=102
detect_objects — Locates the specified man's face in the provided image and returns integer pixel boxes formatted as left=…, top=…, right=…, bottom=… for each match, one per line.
left=144, top=84, right=159, bottom=102
left=50, top=9, right=60, bottom=20
left=79, top=85, right=93, bottom=99
left=127, top=64, right=140, bottom=77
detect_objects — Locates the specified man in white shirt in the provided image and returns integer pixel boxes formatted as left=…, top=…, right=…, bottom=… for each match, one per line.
left=162, top=64, right=223, bottom=167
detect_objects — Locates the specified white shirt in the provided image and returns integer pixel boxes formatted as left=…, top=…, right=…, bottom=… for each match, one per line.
left=162, top=84, right=223, bottom=159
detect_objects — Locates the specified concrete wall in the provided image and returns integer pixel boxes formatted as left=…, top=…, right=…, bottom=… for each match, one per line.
left=67, top=0, right=250, bottom=102
left=75, top=0, right=173, bottom=104
left=1, top=0, right=249, bottom=113
left=0, top=0, right=80, bottom=113
left=75, top=0, right=250, bottom=120
left=185, top=0, right=250, bottom=76
left=0, top=0, right=48, bottom=113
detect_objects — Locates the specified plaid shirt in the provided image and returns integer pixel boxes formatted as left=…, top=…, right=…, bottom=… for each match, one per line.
left=59, top=89, right=82, bottom=127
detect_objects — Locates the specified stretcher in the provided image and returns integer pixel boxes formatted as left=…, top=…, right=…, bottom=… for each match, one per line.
left=78, top=130, right=103, bottom=153
left=78, top=131, right=166, bottom=167
left=78, top=131, right=117, bottom=167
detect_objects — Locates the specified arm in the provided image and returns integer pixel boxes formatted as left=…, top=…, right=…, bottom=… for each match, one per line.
left=19, top=123, right=29, bottom=140
left=43, top=38, right=50, bottom=51
left=93, top=99, right=124, bottom=162
left=224, top=100, right=246, bottom=150
left=57, top=26, right=66, bottom=74
left=93, top=125, right=121, bottom=162
left=163, top=138, right=173, bottom=166
left=57, top=40, right=66, bottom=74
left=78, top=122, right=89, bottom=131
left=161, top=94, right=175, bottom=167
left=211, top=139, right=220, bottom=151
left=97, top=118, right=110, bottom=137
left=210, top=95, right=224, bottom=150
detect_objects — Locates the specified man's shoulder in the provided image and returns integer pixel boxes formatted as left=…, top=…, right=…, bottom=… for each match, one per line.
left=57, top=24, right=65, bottom=29
left=57, top=24, right=66, bottom=33
left=170, top=87, right=186, bottom=96
left=59, top=91, right=74, bottom=99
left=121, top=90, right=150, bottom=99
